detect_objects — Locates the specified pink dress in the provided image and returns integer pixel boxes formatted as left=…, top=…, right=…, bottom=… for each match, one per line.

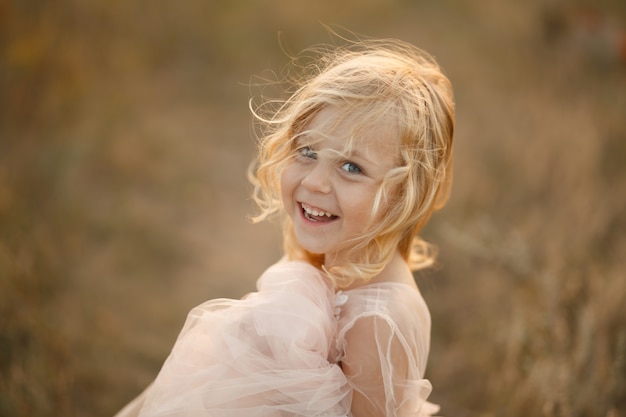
left=115, top=261, right=439, bottom=417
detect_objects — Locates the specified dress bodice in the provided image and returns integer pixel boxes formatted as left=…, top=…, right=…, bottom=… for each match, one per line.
left=114, top=260, right=438, bottom=417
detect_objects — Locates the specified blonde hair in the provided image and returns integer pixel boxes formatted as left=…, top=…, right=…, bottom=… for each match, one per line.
left=249, top=37, right=455, bottom=288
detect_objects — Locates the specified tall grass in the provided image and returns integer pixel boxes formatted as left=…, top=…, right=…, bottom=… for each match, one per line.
left=1, top=1, right=625, bottom=416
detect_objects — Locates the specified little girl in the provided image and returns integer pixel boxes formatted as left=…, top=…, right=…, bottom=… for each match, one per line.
left=115, top=36, right=454, bottom=417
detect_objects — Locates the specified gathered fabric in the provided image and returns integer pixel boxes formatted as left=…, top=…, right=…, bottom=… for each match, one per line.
left=115, top=261, right=438, bottom=417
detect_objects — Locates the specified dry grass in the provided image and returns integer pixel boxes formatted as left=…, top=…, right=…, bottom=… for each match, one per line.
left=1, top=1, right=625, bottom=416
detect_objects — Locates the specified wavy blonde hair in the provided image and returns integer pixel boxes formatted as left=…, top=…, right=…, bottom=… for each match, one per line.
left=249, top=37, right=454, bottom=288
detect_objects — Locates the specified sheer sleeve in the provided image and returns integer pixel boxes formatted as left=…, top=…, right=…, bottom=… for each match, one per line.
left=337, top=285, right=439, bottom=417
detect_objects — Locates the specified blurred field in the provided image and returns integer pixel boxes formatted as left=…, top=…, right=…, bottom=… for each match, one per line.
left=1, top=0, right=625, bottom=416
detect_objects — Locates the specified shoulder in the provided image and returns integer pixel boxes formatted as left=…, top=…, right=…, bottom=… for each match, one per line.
left=339, top=252, right=430, bottom=340
left=339, top=283, right=431, bottom=342
left=337, top=252, right=431, bottom=337
left=336, top=283, right=431, bottom=370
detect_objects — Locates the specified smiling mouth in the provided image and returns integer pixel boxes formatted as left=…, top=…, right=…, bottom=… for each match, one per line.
left=300, top=202, right=339, bottom=223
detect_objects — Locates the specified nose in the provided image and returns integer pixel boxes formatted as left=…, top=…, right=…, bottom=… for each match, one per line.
left=301, top=161, right=332, bottom=194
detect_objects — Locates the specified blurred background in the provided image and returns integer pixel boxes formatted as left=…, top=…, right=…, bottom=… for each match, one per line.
left=1, top=0, right=625, bottom=416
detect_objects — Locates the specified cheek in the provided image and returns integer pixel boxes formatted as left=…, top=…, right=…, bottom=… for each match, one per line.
left=280, top=164, right=297, bottom=202
left=359, top=184, right=398, bottom=225
left=369, top=185, right=404, bottom=231
left=341, top=187, right=378, bottom=225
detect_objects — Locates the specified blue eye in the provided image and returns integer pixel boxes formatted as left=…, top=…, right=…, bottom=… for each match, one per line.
left=341, top=161, right=363, bottom=174
left=298, top=146, right=317, bottom=160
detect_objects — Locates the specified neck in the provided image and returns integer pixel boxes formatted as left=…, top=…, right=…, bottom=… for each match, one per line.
left=340, top=250, right=415, bottom=290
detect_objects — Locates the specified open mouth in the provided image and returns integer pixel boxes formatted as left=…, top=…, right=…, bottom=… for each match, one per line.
left=300, top=202, right=338, bottom=223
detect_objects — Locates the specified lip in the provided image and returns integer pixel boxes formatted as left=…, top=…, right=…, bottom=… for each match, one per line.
left=298, top=202, right=339, bottom=225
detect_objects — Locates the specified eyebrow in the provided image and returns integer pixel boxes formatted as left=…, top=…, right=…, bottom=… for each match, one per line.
left=293, top=132, right=314, bottom=146
left=348, top=148, right=376, bottom=166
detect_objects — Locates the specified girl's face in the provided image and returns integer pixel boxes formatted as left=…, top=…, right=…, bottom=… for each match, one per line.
left=280, top=107, right=399, bottom=268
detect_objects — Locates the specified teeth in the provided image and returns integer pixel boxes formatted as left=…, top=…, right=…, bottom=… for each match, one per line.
left=302, top=203, right=333, bottom=217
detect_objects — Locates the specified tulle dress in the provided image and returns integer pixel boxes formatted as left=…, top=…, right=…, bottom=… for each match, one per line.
left=115, top=260, right=439, bottom=417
